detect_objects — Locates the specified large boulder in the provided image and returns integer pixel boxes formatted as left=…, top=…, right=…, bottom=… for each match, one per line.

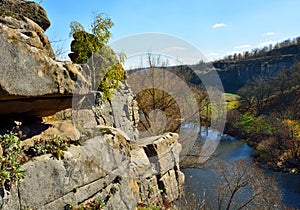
left=0, top=12, right=89, bottom=118
left=0, top=0, right=50, bottom=31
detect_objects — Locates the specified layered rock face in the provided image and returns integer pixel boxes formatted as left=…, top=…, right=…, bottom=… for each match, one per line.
left=94, top=82, right=140, bottom=140
left=1, top=131, right=183, bottom=210
left=0, top=1, right=185, bottom=209
left=212, top=45, right=300, bottom=93
left=0, top=0, right=88, bottom=118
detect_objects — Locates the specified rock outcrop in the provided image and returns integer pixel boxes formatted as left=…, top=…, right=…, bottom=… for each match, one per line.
left=0, top=130, right=183, bottom=210
left=212, top=44, right=300, bottom=93
left=0, top=3, right=89, bottom=118
left=0, top=0, right=50, bottom=31
left=0, top=2, right=185, bottom=210
left=94, top=81, right=140, bottom=140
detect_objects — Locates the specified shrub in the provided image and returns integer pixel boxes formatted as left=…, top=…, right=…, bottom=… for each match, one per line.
left=69, top=13, right=125, bottom=102
left=25, top=134, right=80, bottom=159
left=239, top=113, right=275, bottom=136
left=0, top=132, right=25, bottom=188
left=98, top=62, right=125, bottom=101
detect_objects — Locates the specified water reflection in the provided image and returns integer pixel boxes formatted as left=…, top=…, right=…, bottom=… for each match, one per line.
left=182, top=130, right=300, bottom=209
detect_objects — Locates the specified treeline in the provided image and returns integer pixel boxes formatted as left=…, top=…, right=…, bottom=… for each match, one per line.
left=221, top=36, right=300, bottom=61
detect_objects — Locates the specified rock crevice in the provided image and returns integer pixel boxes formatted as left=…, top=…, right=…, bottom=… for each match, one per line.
left=0, top=2, right=185, bottom=209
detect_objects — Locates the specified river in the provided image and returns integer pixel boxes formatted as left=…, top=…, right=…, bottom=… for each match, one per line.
left=182, top=130, right=300, bottom=209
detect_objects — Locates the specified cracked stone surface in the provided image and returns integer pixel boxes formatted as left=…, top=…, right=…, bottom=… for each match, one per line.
left=0, top=130, right=184, bottom=210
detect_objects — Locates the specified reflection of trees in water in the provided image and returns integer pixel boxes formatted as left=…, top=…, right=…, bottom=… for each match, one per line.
left=178, top=160, right=287, bottom=210
left=213, top=160, right=284, bottom=210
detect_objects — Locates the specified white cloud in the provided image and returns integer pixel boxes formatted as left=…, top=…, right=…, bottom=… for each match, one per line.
left=212, top=23, right=227, bottom=29
left=234, top=44, right=251, bottom=49
left=263, top=32, right=276, bottom=36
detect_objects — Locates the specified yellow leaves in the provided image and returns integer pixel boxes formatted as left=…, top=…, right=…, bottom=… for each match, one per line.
left=43, top=115, right=54, bottom=123
left=283, top=119, right=300, bottom=139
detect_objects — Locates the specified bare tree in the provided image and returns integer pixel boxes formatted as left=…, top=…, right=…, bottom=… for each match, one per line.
left=127, top=53, right=200, bottom=158
left=213, top=160, right=286, bottom=210
left=128, top=53, right=199, bottom=135
left=238, top=76, right=272, bottom=115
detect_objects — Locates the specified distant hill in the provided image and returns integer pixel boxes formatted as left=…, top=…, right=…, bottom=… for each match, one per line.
left=128, top=37, right=300, bottom=93
left=211, top=37, right=300, bottom=93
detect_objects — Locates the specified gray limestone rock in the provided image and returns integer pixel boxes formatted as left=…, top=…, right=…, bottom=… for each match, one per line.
left=0, top=130, right=184, bottom=210
left=0, top=15, right=89, bottom=118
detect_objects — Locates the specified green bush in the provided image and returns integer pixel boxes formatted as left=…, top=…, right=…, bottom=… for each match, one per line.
left=98, top=62, right=125, bottom=101
left=26, top=135, right=80, bottom=159
left=69, top=13, right=125, bottom=102
left=0, top=132, right=25, bottom=187
left=70, top=31, right=100, bottom=64
left=69, top=13, right=113, bottom=64
left=239, top=113, right=275, bottom=136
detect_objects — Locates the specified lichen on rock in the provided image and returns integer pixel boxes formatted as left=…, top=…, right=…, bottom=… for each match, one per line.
left=0, top=0, right=50, bottom=31
left=0, top=3, right=90, bottom=118
left=0, top=2, right=185, bottom=209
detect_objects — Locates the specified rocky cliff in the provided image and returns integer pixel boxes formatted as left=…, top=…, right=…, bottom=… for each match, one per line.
left=1, top=131, right=183, bottom=210
left=0, top=0, right=88, bottom=119
left=212, top=44, right=300, bottom=93
left=159, top=43, right=300, bottom=94
left=0, top=1, right=184, bottom=209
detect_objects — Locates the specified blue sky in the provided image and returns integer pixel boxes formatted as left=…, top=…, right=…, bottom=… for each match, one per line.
left=35, top=0, right=300, bottom=61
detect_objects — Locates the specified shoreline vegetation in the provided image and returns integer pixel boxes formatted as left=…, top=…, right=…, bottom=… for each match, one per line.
left=127, top=37, right=300, bottom=176
left=223, top=63, right=300, bottom=174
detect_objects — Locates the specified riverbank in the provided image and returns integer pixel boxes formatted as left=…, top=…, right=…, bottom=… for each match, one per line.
left=225, top=111, right=300, bottom=174
left=238, top=134, right=299, bottom=174
left=181, top=132, right=300, bottom=209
